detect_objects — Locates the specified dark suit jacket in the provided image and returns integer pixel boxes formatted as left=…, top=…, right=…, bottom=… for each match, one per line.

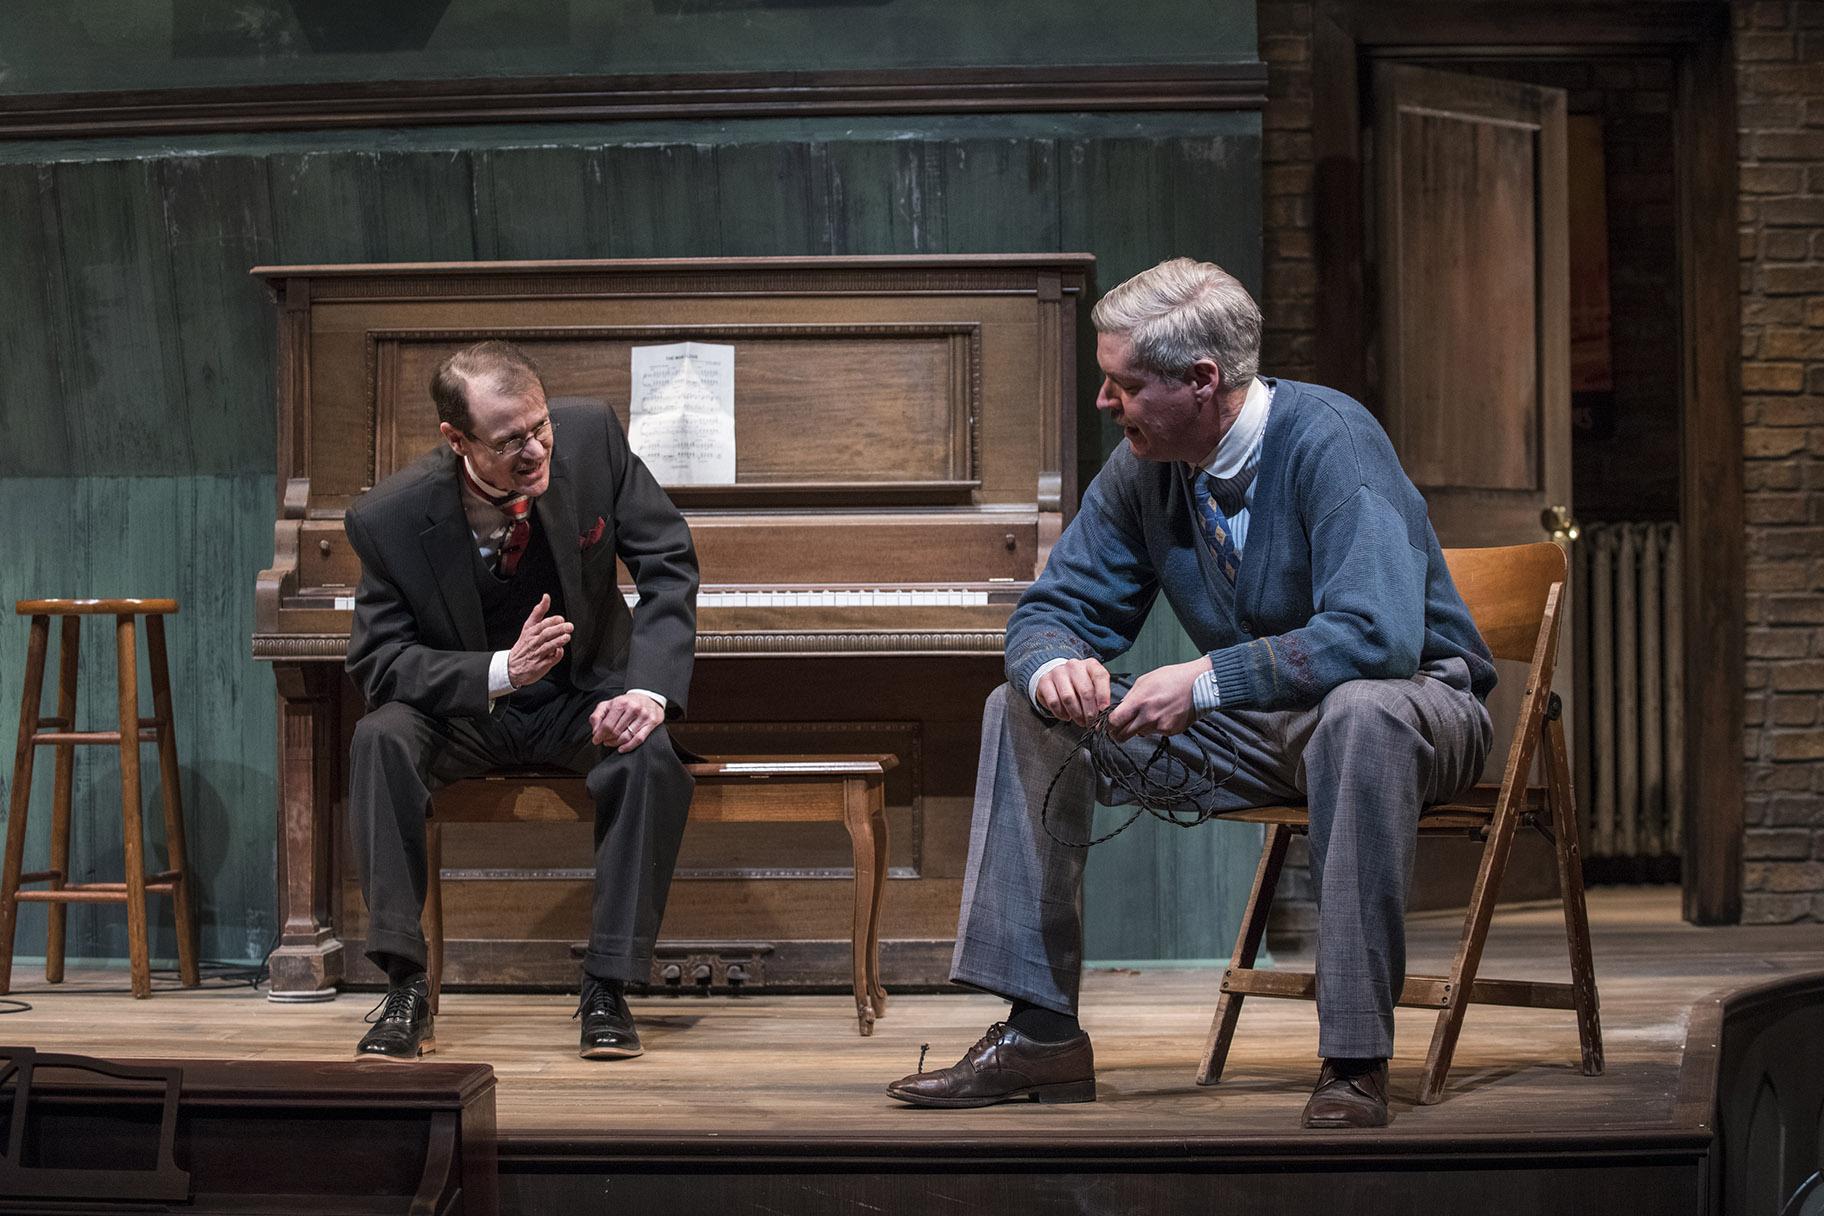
left=343, top=400, right=699, bottom=721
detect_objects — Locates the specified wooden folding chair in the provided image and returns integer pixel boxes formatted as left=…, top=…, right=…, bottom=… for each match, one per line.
left=1197, top=542, right=1602, bottom=1104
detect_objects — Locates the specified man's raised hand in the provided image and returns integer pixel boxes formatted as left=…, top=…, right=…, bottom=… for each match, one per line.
left=1034, top=657, right=1113, bottom=728
left=507, top=594, right=572, bottom=689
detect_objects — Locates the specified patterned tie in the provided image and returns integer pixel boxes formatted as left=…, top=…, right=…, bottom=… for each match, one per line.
left=1192, top=470, right=1242, bottom=586
left=461, top=463, right=533, bottom=576
left=497, top=496, right=533, bottom=576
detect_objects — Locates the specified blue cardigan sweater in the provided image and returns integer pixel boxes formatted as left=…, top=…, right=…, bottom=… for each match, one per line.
left=1006, top=379, right=1496, bottom=711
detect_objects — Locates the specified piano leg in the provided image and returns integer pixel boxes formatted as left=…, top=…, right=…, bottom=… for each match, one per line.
left=269, top=663, right=345, bottom=1001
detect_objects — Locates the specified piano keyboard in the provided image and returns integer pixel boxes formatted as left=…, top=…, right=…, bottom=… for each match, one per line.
left=686, top=588, right=994, bottom=608
left=328, top=588, right=1002, bottom=611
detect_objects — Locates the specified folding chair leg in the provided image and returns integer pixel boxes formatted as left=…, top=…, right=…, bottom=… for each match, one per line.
left=1418, top=781, right=1528, bottom=1105
left=1547, top=714, right=1603, bottom=1076
left=1198, top=823, right=1291, bottom=1086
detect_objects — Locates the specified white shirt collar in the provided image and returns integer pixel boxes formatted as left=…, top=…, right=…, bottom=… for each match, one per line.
left=461, top=453, right=517, bottom=503
left=1196, top=376, right=1271, bottom=479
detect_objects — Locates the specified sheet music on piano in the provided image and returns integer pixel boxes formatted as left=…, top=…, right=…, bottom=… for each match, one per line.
left=628, top=341, right=736, bottom=484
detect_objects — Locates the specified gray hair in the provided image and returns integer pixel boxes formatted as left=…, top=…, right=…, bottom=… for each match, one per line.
left=1090, top=258, right=1262, bottom=388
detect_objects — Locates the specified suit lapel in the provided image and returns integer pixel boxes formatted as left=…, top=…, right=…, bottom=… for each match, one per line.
left=420, top=455, right=487, bottom=651
left=536, top=450, right=586, bottom=630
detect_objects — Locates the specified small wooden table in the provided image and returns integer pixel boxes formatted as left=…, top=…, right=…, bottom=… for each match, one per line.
left=426, top=754, right=897, bottom=1034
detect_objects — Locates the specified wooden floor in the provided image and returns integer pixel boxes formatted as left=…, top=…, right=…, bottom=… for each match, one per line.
left=2, top=886, right=1819, bottom=1152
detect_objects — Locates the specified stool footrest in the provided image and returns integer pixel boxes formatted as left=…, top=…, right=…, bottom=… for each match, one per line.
left=31, top=728, right=161, bottom=746
left=16, top=870, right=64, bottom=884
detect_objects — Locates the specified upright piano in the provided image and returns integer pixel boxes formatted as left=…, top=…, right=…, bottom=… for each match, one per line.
left=252, top=255, right=1090, bottom=998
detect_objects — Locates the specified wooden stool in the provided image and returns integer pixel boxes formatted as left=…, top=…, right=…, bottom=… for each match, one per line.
left=0, top=599, right=200, bottom=998
left=423, top=754, right=896, bottom=1034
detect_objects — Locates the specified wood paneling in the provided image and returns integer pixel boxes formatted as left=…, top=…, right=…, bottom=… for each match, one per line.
left=1383, top=78, right=1545, bottom=493
left=1676, top=33, right=1745, bottom=927
left=380, top=331, right=974, bottom=486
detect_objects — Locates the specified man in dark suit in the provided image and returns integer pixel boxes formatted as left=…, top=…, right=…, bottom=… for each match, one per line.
left=343, top=340, right=699, bottom=1062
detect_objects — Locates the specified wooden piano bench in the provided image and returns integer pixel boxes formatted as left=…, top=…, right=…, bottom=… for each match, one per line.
left=424, top=754, right=898, bottom=1035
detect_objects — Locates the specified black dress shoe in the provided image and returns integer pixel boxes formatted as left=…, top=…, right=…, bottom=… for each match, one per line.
left=576, top=977, right=643, bottom=1060
left=355, top=978, right=436, bottom=1061
left=1301, top=1058, right=1390, bottom=1128
left=886, top=1021, right=1096, bottom=1108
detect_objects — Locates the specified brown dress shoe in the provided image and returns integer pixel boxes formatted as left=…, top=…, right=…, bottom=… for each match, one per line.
left=886, top=1021, right=1096, bottom=1108
left=1300, top=1058, right=1390, bottom=1128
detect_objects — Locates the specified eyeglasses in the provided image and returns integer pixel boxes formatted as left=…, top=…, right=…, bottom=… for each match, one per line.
left=467, top=416, right=556, bottom=458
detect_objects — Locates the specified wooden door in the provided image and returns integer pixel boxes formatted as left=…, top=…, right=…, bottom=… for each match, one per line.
left=1373, top=63, right=1573, bottom=906
left=1375, top=62, right=1571, bottom=545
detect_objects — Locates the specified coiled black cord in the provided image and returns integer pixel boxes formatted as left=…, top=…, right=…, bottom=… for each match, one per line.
left=1040, top=708, right=1241, bottom=848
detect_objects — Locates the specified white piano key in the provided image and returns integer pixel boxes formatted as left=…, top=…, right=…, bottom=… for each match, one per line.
left=694, top=587, right=1000, bottom=609
left=334, top=596, right=355, bottom=611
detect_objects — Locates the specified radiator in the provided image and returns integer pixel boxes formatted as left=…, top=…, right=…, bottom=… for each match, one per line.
left=1571, top=522, right=1683, bottom=859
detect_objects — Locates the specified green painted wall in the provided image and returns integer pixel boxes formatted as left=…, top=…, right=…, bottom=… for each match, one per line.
left=0, top=4, right=1264, bottom=971
left=3, top=1, right=1255, bottom=93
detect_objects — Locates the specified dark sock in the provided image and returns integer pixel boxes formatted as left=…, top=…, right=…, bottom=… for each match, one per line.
left=1008, top=999, right=1080, bottom=1042
left=1327, top=1056, right=1385, bottom=1077
left=584, top=973, right=625, bottom=999
left=380, top=953, right=426, bottom=989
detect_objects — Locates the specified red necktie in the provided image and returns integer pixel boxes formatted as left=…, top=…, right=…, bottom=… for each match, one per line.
left=461, top=464, right=532, bottom=576
left=497, top=496, right=532, bottom=576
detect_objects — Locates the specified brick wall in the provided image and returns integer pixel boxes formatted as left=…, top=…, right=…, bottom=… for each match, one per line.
left=1737, top=0, right=1824, bottom=923
left=1261, top=3, right=1319, bottom=386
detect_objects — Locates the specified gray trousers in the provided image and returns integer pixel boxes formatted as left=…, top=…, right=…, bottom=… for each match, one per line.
left=348, top=681, right=694, bottom=984
left=950, top=659, right=1491, bottom=1059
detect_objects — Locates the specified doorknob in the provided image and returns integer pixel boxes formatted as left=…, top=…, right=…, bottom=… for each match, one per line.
left=1541, top=504, right=1581, bottom=544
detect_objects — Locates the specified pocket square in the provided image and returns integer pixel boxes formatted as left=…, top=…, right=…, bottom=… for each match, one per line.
left=580, top=516, right=607, bottom=550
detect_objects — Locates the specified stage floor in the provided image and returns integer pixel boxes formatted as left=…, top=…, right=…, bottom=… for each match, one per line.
left=3, top=887, right=1819, bottom=1150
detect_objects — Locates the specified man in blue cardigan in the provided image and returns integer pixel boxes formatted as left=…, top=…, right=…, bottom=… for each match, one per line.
left=887, top=258, right=1497, bottom=1128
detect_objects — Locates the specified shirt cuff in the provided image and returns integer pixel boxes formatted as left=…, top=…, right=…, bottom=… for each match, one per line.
left=488, top=650, right=513, bottom=700
left=626, top=688, right=668, bottom=710
left=1026, top=658, right=1069, bottom=710
left=1191, top=666, right=1221, bottom=715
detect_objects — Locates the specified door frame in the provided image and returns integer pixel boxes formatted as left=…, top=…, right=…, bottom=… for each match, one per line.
left=1310, top=1, right=1744, bottom=923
